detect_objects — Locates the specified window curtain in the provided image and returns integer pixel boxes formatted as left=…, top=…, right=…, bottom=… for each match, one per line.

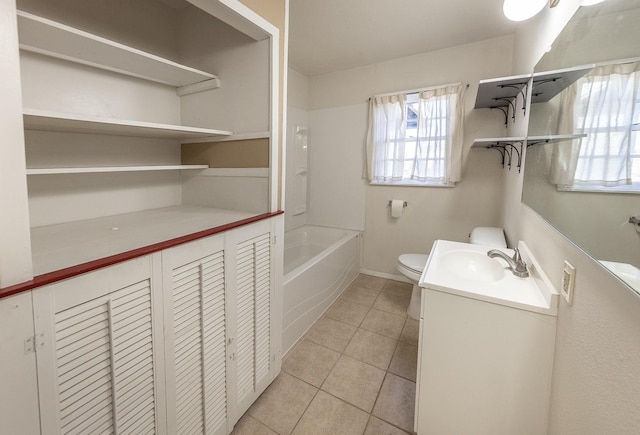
left=364, top=84, right=465, bottom=184
left=548, top=82, right=579, bottom=185
left=414, top=84, right=465, bottom=183
left=364, top=94, right=407, bottom=182
left=550, top=62, right=640, bottom=187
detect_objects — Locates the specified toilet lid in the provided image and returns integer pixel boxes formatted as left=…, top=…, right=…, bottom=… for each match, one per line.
left=399, top=254, right=429, bottom=273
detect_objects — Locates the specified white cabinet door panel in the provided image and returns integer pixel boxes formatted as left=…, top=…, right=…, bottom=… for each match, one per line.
left=0, top=292, right=41, bottom=435
left=226, top=220, right=274, bottom=425
left=163, top=234, right=227, bottom=435
left=33, top=255, right=166, bottom=435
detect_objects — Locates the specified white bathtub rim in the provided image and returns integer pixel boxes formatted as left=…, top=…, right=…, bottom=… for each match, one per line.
left=284, top=228, right=361, bottom=284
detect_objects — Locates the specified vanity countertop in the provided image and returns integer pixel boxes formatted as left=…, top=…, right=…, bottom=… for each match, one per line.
left=419, top=239, right=558, bottom=315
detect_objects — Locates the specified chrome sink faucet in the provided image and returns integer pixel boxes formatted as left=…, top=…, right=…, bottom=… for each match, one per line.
left=487, top=248, right=529, bottom=278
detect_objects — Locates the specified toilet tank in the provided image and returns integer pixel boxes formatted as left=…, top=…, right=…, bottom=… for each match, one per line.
left=469, top=227, right=507, bottom=248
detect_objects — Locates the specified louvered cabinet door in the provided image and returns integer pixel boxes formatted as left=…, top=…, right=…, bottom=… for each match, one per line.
left=162, top=234, right=228, bottom=435
left=32, top=255, right=166, bottom=435
left=226, top=219, right=277, bottom=425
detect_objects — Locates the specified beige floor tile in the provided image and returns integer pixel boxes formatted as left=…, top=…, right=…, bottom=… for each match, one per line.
left=283, top=340, right=340, bottom=387
left=360, top=308, right=406, bottom=340
left=382, top=280, right=413, bottom=297
left=364, top=416, right=410, bottom=435
left=388, top=341, right=418, bottom=382
left=291, top=390, right=369, bottom=435
left=399, top=318, right=419, bottom=346
left=321, top=355, right=385, bottom=412
left=248, top=372, right=317, bottom=435
left=372, top=374, right=416, bottom=433
left=344, top=329, right=397, bottom=370
left=372, top=291, right=410, bottom=316
left=342, top=286, right=380, bottom=307
left=231, top=414, right=277, bottom=435
left=325, top=299, right=369, bottom=327
left=305, top=317, right=357, bottom=352
left=351, top=274, right=387, bottom=291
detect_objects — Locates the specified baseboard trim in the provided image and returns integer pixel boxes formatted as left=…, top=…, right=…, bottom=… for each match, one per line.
left=359, top=268, right=411, bottom=283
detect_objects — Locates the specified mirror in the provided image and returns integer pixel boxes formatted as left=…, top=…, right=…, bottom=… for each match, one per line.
left=523, top=0, right=640, bottom=294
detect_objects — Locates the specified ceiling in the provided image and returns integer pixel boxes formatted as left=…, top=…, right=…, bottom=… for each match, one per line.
left=289, top=0, right=518, bottom=77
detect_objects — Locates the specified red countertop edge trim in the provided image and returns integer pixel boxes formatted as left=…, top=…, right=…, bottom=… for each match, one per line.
left=0, top=211, right=283, bottom=300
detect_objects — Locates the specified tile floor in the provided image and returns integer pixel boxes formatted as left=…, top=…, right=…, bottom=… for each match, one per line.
left=232, top=274, right=419, bottom=435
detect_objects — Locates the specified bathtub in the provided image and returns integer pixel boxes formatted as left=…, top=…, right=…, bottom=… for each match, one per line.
left=283, top=225, right=361, bottom=354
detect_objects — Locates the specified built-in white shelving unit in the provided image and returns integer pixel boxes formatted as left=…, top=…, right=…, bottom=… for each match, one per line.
left=23, top=109, right=232, bottom=139
left=26, top=165, right=208, bottom=175
left=9, top=0, right=274, bottom=281
left=17, top=10, right=217, bottom=88
left=2, top=2, right=282, bottom=433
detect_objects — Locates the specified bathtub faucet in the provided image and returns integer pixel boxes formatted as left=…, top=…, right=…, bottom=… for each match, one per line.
left=487, top=248, right=529, bottom=278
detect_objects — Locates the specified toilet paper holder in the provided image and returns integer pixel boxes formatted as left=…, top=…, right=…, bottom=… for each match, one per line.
left=388, top=200, right=408, bottom=208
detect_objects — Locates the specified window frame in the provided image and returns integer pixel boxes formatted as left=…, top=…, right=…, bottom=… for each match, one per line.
left=369, top=91, right=454, bottom=188
left=563, top=70, right=640, bottom=193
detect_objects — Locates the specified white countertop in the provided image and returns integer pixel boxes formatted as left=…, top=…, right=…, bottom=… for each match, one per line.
left=31, top=205, right=258, bottom=276
left=419, top=240, right=557, bottom=315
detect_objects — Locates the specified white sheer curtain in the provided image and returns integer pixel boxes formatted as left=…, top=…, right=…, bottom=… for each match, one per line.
left=550, top=62, right=640, bottom=187
left=549, top=81, right=579, bottom=185
left=365, top=94, right=407, bottom=182
left=365, top=84, right=465, bottom=185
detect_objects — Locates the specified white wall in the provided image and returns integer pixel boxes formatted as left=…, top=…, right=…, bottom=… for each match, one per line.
left=308, top=102, right=368, bottom=231
left=307, top=35, right=514, bottom=275
left=505, top=1, right=640, bottom=433
left=285, top=67, right=309, bottom=231
left=179, top=6, right=270, bottom=134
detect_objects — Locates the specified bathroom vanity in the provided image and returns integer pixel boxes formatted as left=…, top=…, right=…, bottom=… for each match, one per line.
left=415, top=240, right=558, bottom=435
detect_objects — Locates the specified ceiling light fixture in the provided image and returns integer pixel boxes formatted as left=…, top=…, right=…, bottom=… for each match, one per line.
left=503, top=0, right=548, bottom=22
left=581, top=0, right=606, bottom=6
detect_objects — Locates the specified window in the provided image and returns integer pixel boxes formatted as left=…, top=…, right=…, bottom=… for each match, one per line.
left=365, top=83, right=465, bottom=186
left=557, top=62, right=640, bottom=192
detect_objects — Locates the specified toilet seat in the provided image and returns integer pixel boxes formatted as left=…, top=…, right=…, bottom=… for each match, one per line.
left=398, top=254, right=429, bottom=281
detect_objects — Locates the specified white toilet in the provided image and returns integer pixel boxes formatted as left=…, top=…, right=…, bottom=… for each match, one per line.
left=398, top=227, right=507, bottom=319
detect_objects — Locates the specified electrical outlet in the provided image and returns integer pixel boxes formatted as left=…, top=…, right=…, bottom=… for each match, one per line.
left=561, top=260, right=576, bottom=305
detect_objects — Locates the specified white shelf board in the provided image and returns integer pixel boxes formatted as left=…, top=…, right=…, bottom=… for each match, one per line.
left=472, top=137, right=526, bottom=147
left=181, top=131, right=271, bottom=144
left=17, top=10, right=216, bottom=87
left=26, top=165, right=208, bottom=175
left=30, top=205, right=258, bottom=276
left=526, top=134, right=588, bottom=146
left=531, top=65, right=594, bottom=103
left=23, top=109, right=232, bottom=139
left=474, top=74, right=531, bottom=109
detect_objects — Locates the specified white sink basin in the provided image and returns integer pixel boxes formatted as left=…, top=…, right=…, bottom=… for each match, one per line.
left=599, top=260, right=640, bottom=293
left=419, top=240, right=556, bottom=314
left=439, top=250, right=505, bottom=282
